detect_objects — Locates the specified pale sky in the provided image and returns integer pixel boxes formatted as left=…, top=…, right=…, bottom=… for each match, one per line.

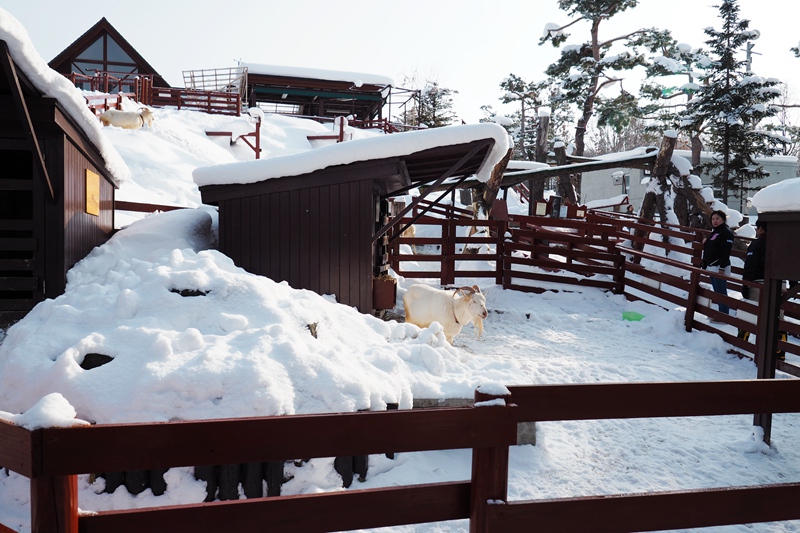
left=2, top=0, right=799, bottom=124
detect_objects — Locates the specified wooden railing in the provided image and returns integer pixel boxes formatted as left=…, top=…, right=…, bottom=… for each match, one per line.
left=491, top=380, right=800, bottom=532
left=67, top=72, right=153, bottom=104
left=148, top=87, right=241, bottom=116
left=503, top=213, right=624, bottom=294
left=3, top=380, right=800, bottom=532
left=388, top=209, right=799, bottom=363
left=83, top=92, right=136, bottom=115
left=389, top=215, right=507, bottom=285
left=0, top=395, right=515, bottom=533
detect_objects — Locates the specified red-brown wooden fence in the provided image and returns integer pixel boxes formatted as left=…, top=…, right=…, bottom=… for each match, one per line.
left=3, top=380, right=800, bottom=532
left=388, top=209, right=799, bottom=364
left=148, top=87, right=241, bottom=116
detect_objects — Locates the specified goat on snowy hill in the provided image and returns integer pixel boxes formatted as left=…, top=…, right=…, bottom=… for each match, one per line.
left=403, top=284, right=488, bottom=344
left=98, top=108, right=154, bottom=129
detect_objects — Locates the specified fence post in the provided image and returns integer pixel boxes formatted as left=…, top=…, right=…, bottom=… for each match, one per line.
left=31, top=475, right=78, bottom=533
left=685, top=269, right=701, bottom=332
left=495, top=220, right=506, bottom=285
left=613, top=247, right=626, bottom=294
left=470, top=387, right=511, bottom=533
left=754, top=277, right=784, bottom=444
left=442, top=219, right=456, bottom=286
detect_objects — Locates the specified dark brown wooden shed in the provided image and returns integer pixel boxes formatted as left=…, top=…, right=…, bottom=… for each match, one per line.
left=197, top=126, right=508, bottom=312
left=1, top=38, right=120, bottom=325
left=753, top=210, right=800, bottom=443
left=242, top=63, right=391, bottom=121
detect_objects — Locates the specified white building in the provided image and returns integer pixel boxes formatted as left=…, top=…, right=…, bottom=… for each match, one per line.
left=580, top=149, right=797, bottom=216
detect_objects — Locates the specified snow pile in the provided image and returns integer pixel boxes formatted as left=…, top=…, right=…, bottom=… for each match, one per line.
left=0, top=393, right=89, bottom=430
left=0, top=208, right=514, bottom=425
left=752, top=177, right=800, bottom=212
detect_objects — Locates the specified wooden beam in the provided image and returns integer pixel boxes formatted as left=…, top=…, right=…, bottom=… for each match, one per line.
left=426, top=150, right=658, bottom=194
left=374, top=141, right=490, bottom=244
left=0, top=40, right=55, bottom=202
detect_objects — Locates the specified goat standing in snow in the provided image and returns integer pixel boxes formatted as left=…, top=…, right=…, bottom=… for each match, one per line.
left=403, top=284, right=488, bottom=344
left=98, top=108, right=154, bottom=129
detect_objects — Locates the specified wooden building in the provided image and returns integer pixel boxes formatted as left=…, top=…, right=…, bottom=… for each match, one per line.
left=48, top=17, right=170, bottom=92
left=241, top=63, right=391, bottom=121
left=753, top=210, right=800, bottom=444
left=197, top=126, right=508, bottom=312
left=0, top=39, right=120, bottom=325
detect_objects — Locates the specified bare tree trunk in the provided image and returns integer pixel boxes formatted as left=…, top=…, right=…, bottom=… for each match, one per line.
left=691, top=134, right=702, bottom=168
left=477, top=147, right=513, bottom=216
left=634, top=134, right=678, bottom=252
left=527, top=113, right=550, bottom=213
left=553, top=144, right=578, bottom=205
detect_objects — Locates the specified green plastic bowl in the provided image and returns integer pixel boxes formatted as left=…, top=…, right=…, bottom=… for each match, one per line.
left=622, top=311, right=645, bottom=322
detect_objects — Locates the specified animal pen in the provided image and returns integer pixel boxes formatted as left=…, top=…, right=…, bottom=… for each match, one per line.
left=2, top=206, right=800, bottom=532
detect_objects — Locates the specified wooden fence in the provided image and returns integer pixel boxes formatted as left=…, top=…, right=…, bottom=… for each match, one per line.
left=67, top=72, right=153, bottom=103
left=3, top=380, right=800, bottom=532
left=389, top=209, right=799, bottom=363
left=148, top=87, right=241, bottom=116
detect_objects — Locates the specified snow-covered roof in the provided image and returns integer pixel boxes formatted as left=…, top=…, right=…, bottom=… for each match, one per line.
left=240, top=61, right=394, bottom=87
left=0, top=9, right=130, bottom=185
left=193, top=123, right=511, bottom=187
left=752, top=177, right=800, bottom=213
left=674, top=149, right=798, bottom=165
left=585, top=194, right=629, bottom=209
left=506, top=160, right=550, bottom=172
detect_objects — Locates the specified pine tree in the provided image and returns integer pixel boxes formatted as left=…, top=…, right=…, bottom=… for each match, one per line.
left=679, top=0, right=783, bottom=211
left=417, top=81, right=458, bottom=128
left=540, top=0, right=673, bottom=199
left=497, top=74, right=548, bottom=160
left=639, top=39, right=712, bottom=167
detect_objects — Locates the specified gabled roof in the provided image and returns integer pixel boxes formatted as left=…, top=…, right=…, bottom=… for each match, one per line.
left=48, top=17, right=170, bottom=87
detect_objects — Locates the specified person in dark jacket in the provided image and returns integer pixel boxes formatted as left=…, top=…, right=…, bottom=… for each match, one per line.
left=701, top=210, right=735, bottom=315
left=736, top=220, right=787, bottom=359
left=741, top=220, right=767, bottom=298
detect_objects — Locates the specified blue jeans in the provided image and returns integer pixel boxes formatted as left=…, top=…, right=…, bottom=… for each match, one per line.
left=710, top=275, right=729, bottom=314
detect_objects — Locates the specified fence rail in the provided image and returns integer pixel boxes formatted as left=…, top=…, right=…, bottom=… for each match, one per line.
left=3, top=379, right=800, bottom=532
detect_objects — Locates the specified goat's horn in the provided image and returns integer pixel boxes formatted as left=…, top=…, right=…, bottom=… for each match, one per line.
left=453, top=286, right=475, bottom=297
left=472, top=285, right=481, bottom=293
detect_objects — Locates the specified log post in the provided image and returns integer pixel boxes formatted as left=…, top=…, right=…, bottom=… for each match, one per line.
left=527, top=110, right=551, bottom=212
left=479, top=148, right=513, bottom=216
left=553, top=144, right=578, bottom=206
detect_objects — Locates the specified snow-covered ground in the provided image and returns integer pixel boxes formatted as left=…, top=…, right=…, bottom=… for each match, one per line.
left=2, top=11, right=800, bottom=530
left=1, top=104, right=798, bottom=532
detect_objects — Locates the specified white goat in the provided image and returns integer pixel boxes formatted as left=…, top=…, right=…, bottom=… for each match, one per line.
left=400, top=224, right=416, bottom=254
left=98, top=108, right=154, bottom=129
left=403, top=284, right=488, bottom=344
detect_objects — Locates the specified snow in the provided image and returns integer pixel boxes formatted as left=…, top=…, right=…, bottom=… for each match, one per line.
left=752, top=177, right=800, bottom=212
left=240, top=62, right=394, bottom=87
left=0, top=393, right=89, bottom=430
left=1, top=9, right=800, bottom=533
left=193, top=122, right=511, bottom=187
